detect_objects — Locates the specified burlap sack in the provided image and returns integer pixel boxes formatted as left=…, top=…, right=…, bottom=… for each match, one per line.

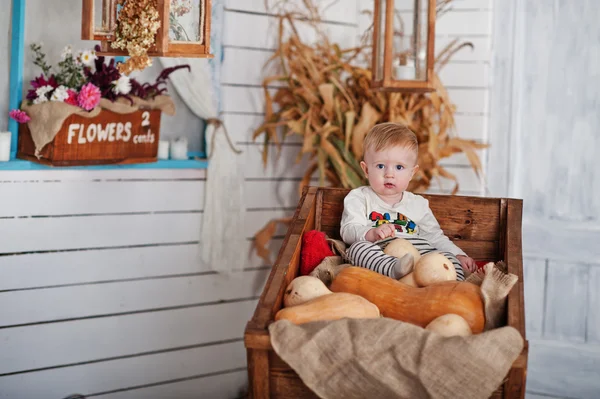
left=270, top=317, right=523, bottom=399
left=21, top=95, right=175, bottom=156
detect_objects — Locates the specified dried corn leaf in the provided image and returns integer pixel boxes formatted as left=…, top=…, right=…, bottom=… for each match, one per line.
left=319, top=83, right=335, bottom=120
left=344, top=110, right=356, bottom=151
left=253, top=217, right=293, bottom=264
left=351, top=102, right=381, bottom=159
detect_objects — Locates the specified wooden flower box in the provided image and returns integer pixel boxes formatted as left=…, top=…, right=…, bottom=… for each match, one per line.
left=17, top=105, right=162, bottom=167
left=244, top=186, right=528, bottom=399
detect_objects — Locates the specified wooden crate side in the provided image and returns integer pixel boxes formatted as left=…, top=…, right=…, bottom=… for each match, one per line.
left=269, top=352, right=319, bottom=399
left=503, top=198, right=528, bottom=399
left=425, top=195, right=502, bottom=241
left=247, top=348, right=270, bottom=399
left=245, top=187, right=318, bottom=334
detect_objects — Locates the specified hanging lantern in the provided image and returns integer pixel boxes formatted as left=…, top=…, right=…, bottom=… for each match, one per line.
left=371, top=0, right=436, bottom=92
left=81, top=0, right=212, bottom=72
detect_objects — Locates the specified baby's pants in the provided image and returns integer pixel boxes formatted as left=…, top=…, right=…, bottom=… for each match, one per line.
left=346, top=237, right=465, bottom=281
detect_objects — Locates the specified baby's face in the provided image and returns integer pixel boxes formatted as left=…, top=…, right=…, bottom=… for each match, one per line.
left=360, top=145, right=418, bottom=203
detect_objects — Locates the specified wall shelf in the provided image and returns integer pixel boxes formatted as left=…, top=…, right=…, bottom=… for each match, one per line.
left=0, top=157, right=208, bottom=171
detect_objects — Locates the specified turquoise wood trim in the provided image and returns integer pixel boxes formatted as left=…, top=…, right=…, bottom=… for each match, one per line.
left=0, top=158, right=208, bottom=171
left=8, top=0, right=25, bottom=159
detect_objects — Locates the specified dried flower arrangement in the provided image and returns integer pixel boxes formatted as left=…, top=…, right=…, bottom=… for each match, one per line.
left=251, top=0, right=488, bottom=262
left=9, top=43, right=189, bottom=124
left=111, top=0, right=161, bottom=75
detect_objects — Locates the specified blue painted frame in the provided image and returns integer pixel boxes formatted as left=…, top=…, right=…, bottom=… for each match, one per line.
left=4, top=0, right=208, bottom=171
left=8, top=0, right=25, bottom=159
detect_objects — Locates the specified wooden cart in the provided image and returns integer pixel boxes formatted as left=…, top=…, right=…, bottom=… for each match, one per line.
left=244, top=186, right=528, bottom=398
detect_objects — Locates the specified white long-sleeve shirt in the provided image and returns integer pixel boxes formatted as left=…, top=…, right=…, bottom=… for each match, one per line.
left=340, top=186, right=466, bottom=256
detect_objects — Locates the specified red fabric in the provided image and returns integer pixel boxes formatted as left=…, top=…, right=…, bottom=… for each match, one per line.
left=475, top=261, right=490, bottom=270
left=300, top=230, right=334, bottom=275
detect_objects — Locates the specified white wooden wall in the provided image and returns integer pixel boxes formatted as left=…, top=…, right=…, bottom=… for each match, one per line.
left=489, top=1, right=600, bottom=398
left=0, top=0, right=493, bottom=397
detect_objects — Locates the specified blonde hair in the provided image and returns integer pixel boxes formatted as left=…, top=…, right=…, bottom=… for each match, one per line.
left=362, top=122, right=418, bottom=158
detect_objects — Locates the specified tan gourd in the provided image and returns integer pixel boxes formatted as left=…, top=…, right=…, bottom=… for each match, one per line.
left=283, top=276, right=332, bottom=307
left=414, top=252, right=456, bottom=287
left=330, top=267, right=485, bottom=333
left=275, top=292, right=380, bottom=324
left=425, top=314, right=473, bottom=337
left=383, top=238, right=421, bottom=264
left=398, top=271, right=419, bottom=287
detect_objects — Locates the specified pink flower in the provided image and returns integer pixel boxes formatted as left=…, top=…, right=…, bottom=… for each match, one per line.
left=65, top=89, right=78, bottom=106
left=77, top=83, right=101, bottom=111
left=9, top=109, right=31, bottom=124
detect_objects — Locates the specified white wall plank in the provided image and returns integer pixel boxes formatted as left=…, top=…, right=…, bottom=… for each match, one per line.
left=226, top=0, right=358, bottom=25
left=586, top=266, right=600, bottom=344
left=0, top=178, right=300, bottom=218
left=222, top=86, right=489, bottom=115
left=426, top=166, right=483, bottom=194
left=523, top=257, right=547, bottom=339
left=223, top=11, right=357, bottom=50
left=543, top=261, right=589, bottom=343
left=225, top=112, right=487, bottom=144
left=0, top=300, right=257, bottom=375
left=527, top=339, right=600, bottom=398
left=0, top=238, right=282, bottom=291
left=523, top=220, right=600, bottom=265
left=0, top=209, right=289, bottom=254
left=0, top=181, right=205, bottom=217
left=94, top=370, right=248, bottom=399
left=222, top=47, right=490, bottom=89
left=0, top=341, right=246, bottom=399
left=0, top=269, right=268, bottom=327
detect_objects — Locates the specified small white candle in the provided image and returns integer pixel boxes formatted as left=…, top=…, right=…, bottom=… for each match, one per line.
left=394, top=65, right=416, bottom=80
left=0, top=132, right=11, bottom=162
left=170, top=137, right=188, bottom=160
left=157, top=140, right=170, bottom=160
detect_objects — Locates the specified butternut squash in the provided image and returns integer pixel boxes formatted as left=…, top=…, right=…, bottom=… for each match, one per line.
left=330, top=267, right=485, bottom=333
left=275, top=292, right=380, bottom=325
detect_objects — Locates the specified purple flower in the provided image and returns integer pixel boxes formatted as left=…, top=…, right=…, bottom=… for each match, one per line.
left=77, top=83, right=101, bottom=111
left=9, top=109, right=31, bottom=123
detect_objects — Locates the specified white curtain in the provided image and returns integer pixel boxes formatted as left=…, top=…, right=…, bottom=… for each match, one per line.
left=159, top=52, right=245, bottom=273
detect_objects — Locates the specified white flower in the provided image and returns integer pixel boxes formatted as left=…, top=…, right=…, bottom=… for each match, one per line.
left=33, top=95, right=48, bottom=105
left=35, top=85, right=53, bottom=99
left=51, top=85, right=70, bottom=102
left=61, top=45, right=73, bottom=60
left=112, top=74, right=132, bottom=95
left=80, top=49, right=97, bottom=67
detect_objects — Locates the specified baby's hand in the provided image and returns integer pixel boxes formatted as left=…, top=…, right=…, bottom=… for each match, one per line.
left=457, top=255, right=477, bottom=273
left=366, top=224, right=396, bottom=242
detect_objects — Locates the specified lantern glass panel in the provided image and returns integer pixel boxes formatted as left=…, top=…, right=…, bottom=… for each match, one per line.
left=94, top=0, right=116, bottom=35
left=169, top=0, right=206, bottom=43
left=392, top=0, right=429, bottom=81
